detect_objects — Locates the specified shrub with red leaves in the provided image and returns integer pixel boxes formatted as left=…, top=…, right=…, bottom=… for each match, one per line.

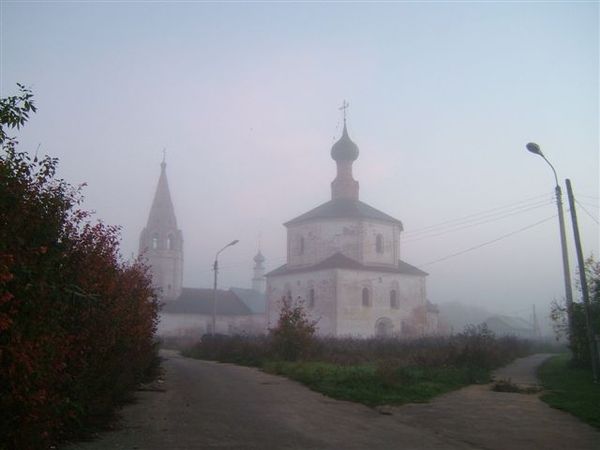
left=0, top=86, right=159, bottom=449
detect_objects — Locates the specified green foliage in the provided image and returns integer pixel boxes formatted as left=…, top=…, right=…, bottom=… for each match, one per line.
left=186, top=326, right=532, bottom=407
left=263, top=361, right=489, bottom=406
left=183, top=334, right=271, bottom=367
left=269, top=296, right=318, bottom=361
left=0, top=83, right=36, bottom=144
left=538, top=354, right=600, bottom=429
left=0, top=85, right=159, bottom=449
left=550, top=256, right=600, bottom=368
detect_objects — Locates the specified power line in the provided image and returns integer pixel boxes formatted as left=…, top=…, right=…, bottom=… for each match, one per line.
left=576, top=200, right=599, bottom=225
left=403, top=193, right=552, bottom=236
left=403, top=201, right=553, bottom=244
left=419, top=215, right=557, bottom=267
left=577, top=201, right=599, bottom=210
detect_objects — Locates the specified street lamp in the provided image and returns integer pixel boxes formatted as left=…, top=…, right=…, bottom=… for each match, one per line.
left=526, top=142, right=574, bottom=342
left=212, top=239, right=239, bottom=335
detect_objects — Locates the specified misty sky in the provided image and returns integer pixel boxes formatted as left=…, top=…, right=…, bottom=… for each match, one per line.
left=2, top=2, right=598, bottom=324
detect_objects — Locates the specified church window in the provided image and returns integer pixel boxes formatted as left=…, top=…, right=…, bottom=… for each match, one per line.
left=309, top=288, right=315, bottom=308
left=167, top=234, right=174, bottom=250
left=152, top=234, right=159, bottom=250
left=299, top=236, right=305, bottom=255
left=376, top=234, right=384, bottom=254
left=362, top=287, right=371, bottom=307
left=390, top=290, right=398, bottom=309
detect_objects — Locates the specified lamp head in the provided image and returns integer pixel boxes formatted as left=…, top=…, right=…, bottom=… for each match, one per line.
left=229, top=239, right=239, bottom=247
left=526, top=142, right=543, bottom=156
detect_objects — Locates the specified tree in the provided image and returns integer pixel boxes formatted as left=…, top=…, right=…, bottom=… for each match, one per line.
left=269, top=296, right=318, bottom=361
left=0, top=85, right=159, bottom=449
left=550, top=256, right=600, bottom=368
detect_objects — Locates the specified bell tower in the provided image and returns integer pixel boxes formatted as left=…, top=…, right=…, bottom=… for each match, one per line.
left=139, top=155, right=183, bottom=301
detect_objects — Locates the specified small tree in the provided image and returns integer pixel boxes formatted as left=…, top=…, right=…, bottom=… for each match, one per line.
left=550, top=256, right=600, bottom=368
left=269, top=296, right=317, bottom=361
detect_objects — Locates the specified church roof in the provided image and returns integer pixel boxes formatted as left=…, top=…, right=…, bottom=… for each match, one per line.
left=161, top=288, right=252, bottom=315
left=230, top=287, right=266, bottom=314
left=146, top=161, right=178, bottom=231
left=284, top=198, right=403, bottom=227
left=266, top=252, right=427, bottom=277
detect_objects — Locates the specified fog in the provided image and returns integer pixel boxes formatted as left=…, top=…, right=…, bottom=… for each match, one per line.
left=2, top=2, right=598, bottom=328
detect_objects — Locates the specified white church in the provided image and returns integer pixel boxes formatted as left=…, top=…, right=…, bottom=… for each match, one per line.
left=266, top=116, right=439, bottom=338
left=139, top=112, right=439, bottom=338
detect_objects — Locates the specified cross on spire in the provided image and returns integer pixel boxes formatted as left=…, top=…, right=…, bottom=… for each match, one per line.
left=162, top=148, right=167, bottom=163
left=339, top=100, right=349, bottom=124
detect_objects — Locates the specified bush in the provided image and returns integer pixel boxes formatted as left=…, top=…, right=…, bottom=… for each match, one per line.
left=269, top=296, right=317, bottom=361
left=550, top=256, right=600, bottom=368
left=0, top=86, right=159, bottom=449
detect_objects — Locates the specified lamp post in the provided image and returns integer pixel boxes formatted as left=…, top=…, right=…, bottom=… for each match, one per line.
left=526, top=142, right=574, bottom=344
left=212, top=239, right=239, bottom=335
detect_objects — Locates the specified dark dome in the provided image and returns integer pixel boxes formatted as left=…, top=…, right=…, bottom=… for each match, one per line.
left=253, top=250, right=265, bottom=263
left=331, top=123, right=359, bottom=161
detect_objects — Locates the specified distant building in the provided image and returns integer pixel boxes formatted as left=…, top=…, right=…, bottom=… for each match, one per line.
left=266, top=115, right=439, bottom=337
left=139, top=158, right=266, bottom=337
left=483, top=315, right=535, bottom=339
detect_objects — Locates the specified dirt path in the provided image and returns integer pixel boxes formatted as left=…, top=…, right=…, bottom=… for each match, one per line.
left=65, top=351, right=599, bottom=450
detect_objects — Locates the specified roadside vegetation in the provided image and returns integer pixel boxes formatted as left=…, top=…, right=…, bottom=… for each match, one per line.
left=184, top=297, right=536, bottom=407
left=538, top=354, right=600, bottom=429
left=0, top=86, right=160, bottom=449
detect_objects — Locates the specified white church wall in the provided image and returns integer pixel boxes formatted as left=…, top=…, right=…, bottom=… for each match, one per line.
left=267, top=269, right=337, bottom=335
left=286, top=219, right=400, bottom=268
left=335, top=270, right=427, bottom=337
left=359, top=221, right=401, bottom=267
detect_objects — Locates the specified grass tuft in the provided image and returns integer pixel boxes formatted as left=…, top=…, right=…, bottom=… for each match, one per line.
left=538, top=354, right=600, bottom=429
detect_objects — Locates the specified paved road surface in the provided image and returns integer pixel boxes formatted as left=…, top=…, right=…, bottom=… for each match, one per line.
left=66, top=351, right=599, bottom=450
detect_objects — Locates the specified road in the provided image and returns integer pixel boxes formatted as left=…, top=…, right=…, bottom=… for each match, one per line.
left=66, top=351, right=599, bottom=450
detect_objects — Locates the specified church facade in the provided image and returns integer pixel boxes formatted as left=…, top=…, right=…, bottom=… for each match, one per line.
left=266, top=119, right=439, bottom=337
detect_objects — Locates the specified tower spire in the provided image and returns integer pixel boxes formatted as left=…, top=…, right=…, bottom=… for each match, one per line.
left=139, top=157, right=183, bottom=301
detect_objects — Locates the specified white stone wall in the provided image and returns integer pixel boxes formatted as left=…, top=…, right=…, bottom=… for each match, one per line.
left=267, top=268, right=429, bottom=338
left=158, top=312, right=265, bottom=337
left=335, top=269, right=426, bottom=337
left=266, top=269, right=338, bottom=335
left=286, top=219, right=401, bottom=268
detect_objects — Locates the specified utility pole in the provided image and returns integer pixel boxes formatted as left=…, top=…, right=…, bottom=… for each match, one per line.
left=565, top=178, right=599, bottom=383
left=526, top=143, right=575, bottom=347
left=211, top=240, right=239, bottom=336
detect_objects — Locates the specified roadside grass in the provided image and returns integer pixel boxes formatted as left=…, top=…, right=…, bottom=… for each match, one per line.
left=263, top=361, right=489, bottom=406
left=182, top=329, right=536, bottom=407
left=538, top=354, right=600, bottom=429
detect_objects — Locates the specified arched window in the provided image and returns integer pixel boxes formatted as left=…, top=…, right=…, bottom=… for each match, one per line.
left=362, top=287, right=370, bottom=307
left=167, top=234, right=174, bottom=250
left=152, top=234, right=159, bottom=250
left=299, top=236, right=305, bottom=255
left=309, top=288, right=315, bottom=308
left=376, top=234, right=384, bottom=254
left=390, top=290, right=398, bottom=309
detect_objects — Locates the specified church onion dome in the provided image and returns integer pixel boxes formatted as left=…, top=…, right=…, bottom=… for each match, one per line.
left=253, top=250, right=265, bottom=264
left=331, top=123, right=359, bottom=162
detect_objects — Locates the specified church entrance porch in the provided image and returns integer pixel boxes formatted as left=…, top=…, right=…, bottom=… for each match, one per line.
left=375, top=317, right=394, bottom=337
